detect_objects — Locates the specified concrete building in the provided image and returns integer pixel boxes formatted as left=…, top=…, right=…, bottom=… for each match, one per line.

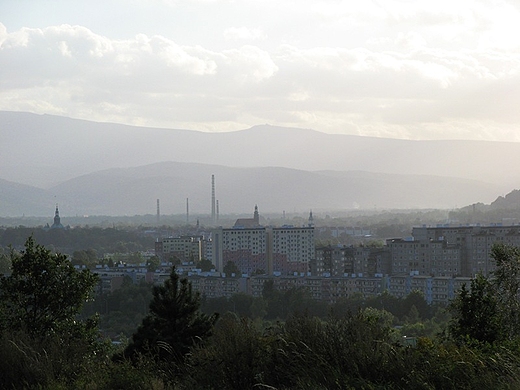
left=270, top=226, right=314, bottom=276
left=387, top=238, right=462, bottom=277
left=212, top=207, right=314, bottom=276
left=248, top=274, right=385, bottom=304
left=313, top=245, right=353, bottom=277
left=412, top=224, right=520, bottom=276
left=187, top=274, right=246, bottom=298
left=214, top=227, right=267, bottom=275
left=312, top=245, right=391, bottom=278
left=387, top=274, right=471, bottom=304
left=155, top=236, right=202, bottom=263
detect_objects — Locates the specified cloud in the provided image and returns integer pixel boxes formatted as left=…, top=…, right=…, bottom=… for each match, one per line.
left=223, top=27, right=266, bottom=41
left=1, top=0, right=520, bottom=141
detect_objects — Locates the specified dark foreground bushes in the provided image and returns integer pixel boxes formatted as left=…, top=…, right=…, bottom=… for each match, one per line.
left=178, top=311, right=520, bottom=390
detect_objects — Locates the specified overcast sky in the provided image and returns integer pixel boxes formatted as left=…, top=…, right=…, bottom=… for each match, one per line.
left=1, top=0, right=520, bottom=141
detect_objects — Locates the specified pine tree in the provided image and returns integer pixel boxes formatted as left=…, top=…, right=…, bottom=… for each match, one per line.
left=124, top=267, right=218, bottom=361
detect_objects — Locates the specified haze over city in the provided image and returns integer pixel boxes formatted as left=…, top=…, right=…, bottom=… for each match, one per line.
left=5, top=3, right=520, bottom=388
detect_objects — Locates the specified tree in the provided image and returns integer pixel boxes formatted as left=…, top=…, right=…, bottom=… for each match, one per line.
left=123, top=267, right=218, bottom=362
left=0, top=237, right=99, bottom=337
left=0, top=238, right=102, bottom=389
left=491, top=243, right=520, bottom=341
left=0, top=247, right=11, bottom=274
left=223, top=260, right=240, bottom=277
left=197, top=258, right=214, bottom=272
left=448, top=273, right=501, bottom=344
left=146, top=255, right=161, bottom=272
left=449, top=243, right=520, bottom=345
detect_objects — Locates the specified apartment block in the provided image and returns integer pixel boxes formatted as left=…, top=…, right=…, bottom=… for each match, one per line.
left=312, top=245, right=391, bottom=277
left=270, top=227, right=314, bottom=275
left=155, top=236, right=202, bottom=263
left=212, top=226, right=314, bottom=276
left=387, top=238, right=461, bottom=277
left=412, top=224, right=520, bottom=276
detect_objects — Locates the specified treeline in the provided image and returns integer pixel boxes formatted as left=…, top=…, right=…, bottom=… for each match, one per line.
left=2, top=238, right=520, bottom=388
left=0, top=226, right=154, bottom=254
left=82, top=273, right=443, bottom=340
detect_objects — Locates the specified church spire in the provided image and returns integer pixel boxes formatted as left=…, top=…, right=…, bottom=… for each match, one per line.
left=51, top=204, right=64, bottom=229
left=54, top=204, right=60, bottom=224
left=308, top=210, right=314, bottom=227
left=254, top=204, right=259, bottom=225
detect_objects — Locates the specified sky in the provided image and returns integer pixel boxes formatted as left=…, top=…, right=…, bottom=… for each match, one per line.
left=1, top=0, right=520, bottom=141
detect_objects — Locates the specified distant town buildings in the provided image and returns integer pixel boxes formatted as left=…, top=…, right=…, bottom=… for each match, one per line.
left=210, top=207, right=315, bottom=276
left=155, top=236, right=203, bottom=264
left=411, top=224, right=520, bottom=277
left=69, top=189, right=520, bottom=306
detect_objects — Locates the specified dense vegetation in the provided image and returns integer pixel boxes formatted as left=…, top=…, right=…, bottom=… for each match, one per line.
left=0, top=226, right=154, bottom=254
left=2, top=238, right=520, bottom=389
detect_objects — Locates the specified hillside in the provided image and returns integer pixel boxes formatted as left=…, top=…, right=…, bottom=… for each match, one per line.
left=1, top=111, right=519, bottom=192
left=0, top=162, right=499, bottom=217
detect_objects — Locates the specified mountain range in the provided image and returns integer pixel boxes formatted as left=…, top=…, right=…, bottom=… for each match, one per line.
left=0, top=111, right=518, bottom=217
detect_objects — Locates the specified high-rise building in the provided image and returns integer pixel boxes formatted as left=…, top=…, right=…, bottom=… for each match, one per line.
left=155, top=236, right=202, bottom=263
left=211, top=175, right=216, bottom=224
left=212, top=206, right=314, bottom=276
left=412, top=225, right=520, bottom=276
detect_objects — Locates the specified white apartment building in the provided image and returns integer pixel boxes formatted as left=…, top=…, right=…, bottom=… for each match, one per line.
left=212, top=226, right=314, bottom=276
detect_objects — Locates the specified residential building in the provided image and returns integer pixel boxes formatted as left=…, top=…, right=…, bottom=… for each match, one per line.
left=155, top=236, right=202, bottom=263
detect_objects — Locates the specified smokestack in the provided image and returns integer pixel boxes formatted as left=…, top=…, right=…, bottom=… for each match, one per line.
left=156, top=199, right=160, bottom=224
left=211, top=174, right=216, bottom=223
left=186, top=198, right=189, bottom=224
left=216, top=200, right=219, bottom=222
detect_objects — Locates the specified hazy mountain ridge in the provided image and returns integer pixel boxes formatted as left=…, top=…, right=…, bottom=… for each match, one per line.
left=1, top=111, right=518, bottom=216
left=0, top=162, right=500, bottom=217
left=1, top=111, right=520, bottom=191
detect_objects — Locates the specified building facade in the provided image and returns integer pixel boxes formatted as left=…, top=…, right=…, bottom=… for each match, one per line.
left=212, top=226, right=315, bottom=276
left=155, top=236, right=202, bottom=263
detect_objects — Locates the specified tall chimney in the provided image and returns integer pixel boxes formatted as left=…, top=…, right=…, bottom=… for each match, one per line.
left=156, top=199, right=160, bottom=224
left=211, top=175, right=216, bottom=224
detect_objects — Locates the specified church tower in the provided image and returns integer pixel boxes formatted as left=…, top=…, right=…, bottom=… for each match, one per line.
left=51, top=204, right=64, bottom=229
left=308, top=210, right=314, bottom=227
left=254, top=205, right=259, bottom=225
left=54, top=204, right=60, bottom=225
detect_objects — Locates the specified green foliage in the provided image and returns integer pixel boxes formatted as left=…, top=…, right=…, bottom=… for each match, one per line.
left=82, top=277, right=154, bottom=338
left=448, top=273, right=501, bottom=344
left=0, top=247, right=11, bottom=274
left=182, top=310, right=520, bottom=390
left=197, top=258, right=213, bottom=272
left=223, top=260, right=240, bottom=277
left=0, top=237, right=108, bottom=389
left=492, top=243, right=520, bottom=341
left=448, top=243, right=520, bottom=346
left=0, top=226, right=154, bottom=264
left=147, top=255, right=161, bottom=272
left=123, top=268, right=218, bottom=363
left=71, top=248, right=98, bottom=268
left=0, top=236, right=99, bottom=338
left=185, top=313, right=270, bottom=390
